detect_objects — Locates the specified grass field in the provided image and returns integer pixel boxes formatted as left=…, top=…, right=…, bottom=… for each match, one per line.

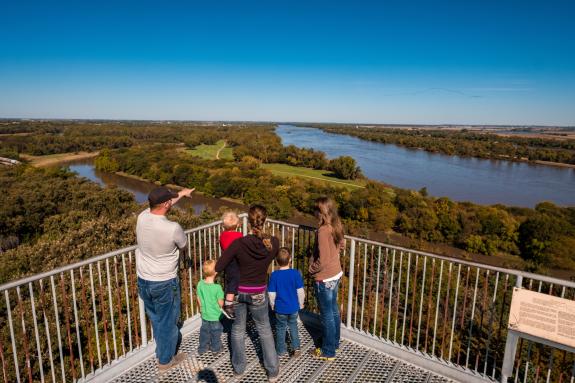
left=262, top=163, right=367, bottom=189
left=185, top=140, right=234, bottom=160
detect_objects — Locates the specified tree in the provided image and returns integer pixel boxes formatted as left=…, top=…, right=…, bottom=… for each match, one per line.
left=518, top=214, right=560, bottom=269
left=329, top=156, right=362, bottom=180
left=94, top=149, right=119, bottom=172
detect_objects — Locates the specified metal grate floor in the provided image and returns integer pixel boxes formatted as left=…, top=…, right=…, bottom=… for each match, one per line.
left=111, top=319, right=455, bottom=383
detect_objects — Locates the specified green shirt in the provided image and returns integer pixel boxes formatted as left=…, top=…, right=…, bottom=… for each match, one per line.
left=197, top=280, right=224, bottom=321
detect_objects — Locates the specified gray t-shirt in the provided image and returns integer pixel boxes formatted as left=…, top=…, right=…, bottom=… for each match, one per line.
left=135, top=208, right=187, bottom=281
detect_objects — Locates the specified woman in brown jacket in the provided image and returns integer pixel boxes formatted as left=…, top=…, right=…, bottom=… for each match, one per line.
left=308, top=197, right=344, bottom=360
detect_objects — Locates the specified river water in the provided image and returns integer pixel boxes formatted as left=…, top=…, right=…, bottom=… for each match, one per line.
left=276, top=125, right=575, bottom=207
left=65, top=159, right=245, bottom=214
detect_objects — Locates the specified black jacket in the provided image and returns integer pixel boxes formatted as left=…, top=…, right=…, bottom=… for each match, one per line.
left=215, top=234, right=279, bottom=286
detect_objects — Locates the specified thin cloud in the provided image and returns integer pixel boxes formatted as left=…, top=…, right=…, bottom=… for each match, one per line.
left=380, top=87, right=482, bottom=98
left=467, top=87, right=534, bottom=92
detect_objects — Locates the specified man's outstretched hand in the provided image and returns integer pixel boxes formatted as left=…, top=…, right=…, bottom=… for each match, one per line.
left=179, top=188, right=195, bottom=198
left=171, top=188, right=195, bottom=204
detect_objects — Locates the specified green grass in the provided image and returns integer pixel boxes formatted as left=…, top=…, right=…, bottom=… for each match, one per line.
left=262, top=163, right=367, bottom=189
left=185, top=140, right=234, bottom=160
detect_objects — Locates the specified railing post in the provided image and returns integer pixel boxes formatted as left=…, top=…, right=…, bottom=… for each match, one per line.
left=242, top=215, right=248, bottom=235
left=138, top=296, right=148, bottom=346
left=500, top=275, right=523, bottom=382
left=346, top=239, right=356, bottom=328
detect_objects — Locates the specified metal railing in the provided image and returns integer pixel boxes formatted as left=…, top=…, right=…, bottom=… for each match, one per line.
left=1, top=216, right=574, bottom=382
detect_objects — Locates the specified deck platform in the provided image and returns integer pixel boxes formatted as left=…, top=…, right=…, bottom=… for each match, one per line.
left=111, top=319, right=454, bottom=383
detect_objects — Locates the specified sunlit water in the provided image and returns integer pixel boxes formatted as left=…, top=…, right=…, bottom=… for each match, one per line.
left=276, top=125, right=575, bottom=207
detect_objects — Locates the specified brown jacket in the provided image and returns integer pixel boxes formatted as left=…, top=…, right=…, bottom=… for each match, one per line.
left=308, top=225, right=343, bottom=281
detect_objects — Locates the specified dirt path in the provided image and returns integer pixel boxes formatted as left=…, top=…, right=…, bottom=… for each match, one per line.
left=215, top=141, right=226, bottom=159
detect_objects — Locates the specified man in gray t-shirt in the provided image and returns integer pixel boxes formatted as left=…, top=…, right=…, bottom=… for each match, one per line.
left=136, top=186, right=194, bottom=372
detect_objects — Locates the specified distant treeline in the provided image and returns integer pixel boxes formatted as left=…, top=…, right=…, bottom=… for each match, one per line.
left=309, top=124, right=575, bottom=165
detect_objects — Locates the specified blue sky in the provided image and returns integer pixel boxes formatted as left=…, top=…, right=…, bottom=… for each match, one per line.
left=1, top=0, right=574, bottom=125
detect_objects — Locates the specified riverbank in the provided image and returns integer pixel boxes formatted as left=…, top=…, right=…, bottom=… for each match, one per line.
left=21, top=151, right=100, bottom=167
left=114, top=171, right=245, bottom=206
left=533, top=160, right=575, bottom=169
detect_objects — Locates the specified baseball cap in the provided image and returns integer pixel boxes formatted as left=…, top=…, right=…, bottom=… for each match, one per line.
left=148, top=187, right=178, bottom=206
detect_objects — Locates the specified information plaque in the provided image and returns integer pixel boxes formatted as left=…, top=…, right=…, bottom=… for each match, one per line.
left=508, top=287, right=575, bottom=349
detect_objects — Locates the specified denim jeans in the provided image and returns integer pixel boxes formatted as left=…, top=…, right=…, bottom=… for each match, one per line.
left=275, top=312, right=300, bottom=355
left=198, top=319, right=223, bottom=353
left=314, top=278, right=341, bottom=357
left=137, top=277, right=181, bottom=365
left=231, top=293, right=279, bottom=377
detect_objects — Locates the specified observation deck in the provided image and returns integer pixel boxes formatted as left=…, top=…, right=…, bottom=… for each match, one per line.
left=1, top=216, right=574, bottom=382
left=108, top=317, right=455, bottom=383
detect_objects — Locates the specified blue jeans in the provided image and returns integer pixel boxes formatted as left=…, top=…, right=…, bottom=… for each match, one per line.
left=275, top=312, right=300, bottom=355
left=198, top=319, right=223, bottom=353
left=137, top=277, right=181, bottom=365
left=231, top=293, right=279, bottom=377
left=314, top=278, right=341, bottom=357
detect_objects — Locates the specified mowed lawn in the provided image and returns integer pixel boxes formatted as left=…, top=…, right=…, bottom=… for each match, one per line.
left=262, top=163, right=366, bottom=190
left=185, top=140, right=234, bottom=160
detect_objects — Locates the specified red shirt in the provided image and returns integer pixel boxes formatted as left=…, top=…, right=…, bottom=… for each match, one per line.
left=220, top=230, right=243, bottom=251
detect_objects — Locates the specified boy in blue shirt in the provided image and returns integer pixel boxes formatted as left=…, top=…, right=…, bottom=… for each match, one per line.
left=268, top=247, right=305, bottom=357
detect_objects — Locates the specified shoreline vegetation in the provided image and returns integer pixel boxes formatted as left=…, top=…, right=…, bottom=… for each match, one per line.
left=1, top=120, right=574, bottom=283
left=306, top=124, right=575, bottom=168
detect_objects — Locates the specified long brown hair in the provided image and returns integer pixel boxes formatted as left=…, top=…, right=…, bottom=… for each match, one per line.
left=248, top=204, right=273, bottom=251
left=315, top=197, right=344, bottom=245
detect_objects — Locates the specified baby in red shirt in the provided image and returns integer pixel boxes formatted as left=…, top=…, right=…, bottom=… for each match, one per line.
left=219, top=211, right=243, bottom=319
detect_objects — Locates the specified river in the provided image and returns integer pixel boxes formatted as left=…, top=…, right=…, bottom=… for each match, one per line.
left=276, top=125, right=575, bottom=207
left=64, top=159, right=245, bottom=214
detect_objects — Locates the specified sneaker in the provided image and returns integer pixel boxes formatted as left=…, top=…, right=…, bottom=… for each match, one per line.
left=158, top=352, right=187, bottom=373
left=268, top=374, right=280, bottom=382
left=309, top=348, right=335, bottom=361
left=292, top=349, right=301, bottom=358
left=221, top=305, right=235, bottom=320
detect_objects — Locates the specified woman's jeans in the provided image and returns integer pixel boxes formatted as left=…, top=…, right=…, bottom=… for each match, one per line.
left=275, top=312, right=300, bottom=355
left=231, top=293, right=279, bottom=377
left=137, top=277, right=181, bottom=365
left=198, top=319, right=223, bottom=353
left=314, top=278, right=341, bottom=357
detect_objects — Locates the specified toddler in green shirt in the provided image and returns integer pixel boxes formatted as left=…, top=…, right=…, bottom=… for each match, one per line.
left=196, top=259, right=224, bottom=354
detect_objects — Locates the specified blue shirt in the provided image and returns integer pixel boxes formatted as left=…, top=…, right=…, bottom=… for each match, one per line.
left=268, top=268, right=304, bottom=315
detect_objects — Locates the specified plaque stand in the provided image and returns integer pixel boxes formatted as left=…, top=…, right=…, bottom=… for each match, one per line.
left=501, top=277, right=575, bottom=382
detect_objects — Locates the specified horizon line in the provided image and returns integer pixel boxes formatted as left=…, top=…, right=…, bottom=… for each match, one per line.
left=1, top=117, right=573, bottom=129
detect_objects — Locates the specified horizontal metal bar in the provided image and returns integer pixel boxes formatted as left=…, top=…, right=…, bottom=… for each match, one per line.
left=265, top=217, right=300, bottom=229
left=183, top=219, right=224, bottom=235
left=345, top=235, right=575, bottom=289
left=0, top=246, right=137, bottom=292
